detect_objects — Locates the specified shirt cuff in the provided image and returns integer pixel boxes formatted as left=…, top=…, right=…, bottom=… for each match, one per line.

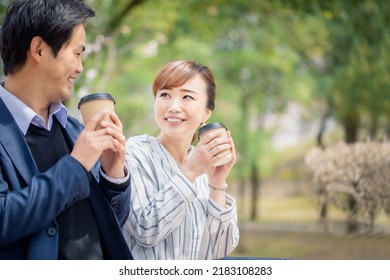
left=209, top=193, right=237, bottom=223
left=100, top=164, right=130, bottom=190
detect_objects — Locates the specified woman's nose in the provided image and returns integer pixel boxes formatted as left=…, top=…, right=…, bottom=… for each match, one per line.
left=168, top=98, right=182, bottom=112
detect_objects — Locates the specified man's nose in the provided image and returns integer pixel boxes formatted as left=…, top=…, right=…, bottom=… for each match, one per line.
left=76, top=58, right=83, bottom=74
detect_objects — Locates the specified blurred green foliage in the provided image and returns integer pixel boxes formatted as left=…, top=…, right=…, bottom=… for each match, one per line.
left=1, top=0, right=389, bottom=219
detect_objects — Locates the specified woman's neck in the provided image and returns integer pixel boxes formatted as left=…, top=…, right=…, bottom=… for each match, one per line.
left=157, top=134, right=192, bottom=166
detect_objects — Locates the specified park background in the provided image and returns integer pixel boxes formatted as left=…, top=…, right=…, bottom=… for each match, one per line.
left=1, top=0, right=390, bottom=259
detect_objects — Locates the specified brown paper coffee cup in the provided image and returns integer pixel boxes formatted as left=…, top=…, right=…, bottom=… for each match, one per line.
left=78, top=93, right=115, bottom=125
left=198, top=122, right=232, bottom=166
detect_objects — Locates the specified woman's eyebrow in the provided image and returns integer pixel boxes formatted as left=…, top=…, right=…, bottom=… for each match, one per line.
left=180, top=88, right=198, bottom=94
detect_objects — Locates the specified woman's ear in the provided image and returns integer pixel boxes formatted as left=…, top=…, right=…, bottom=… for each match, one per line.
left=202, top=109, right=212, bottom=123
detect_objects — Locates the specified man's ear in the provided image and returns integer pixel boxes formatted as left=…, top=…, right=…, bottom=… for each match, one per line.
left=29, top=36, right=44, bottom=61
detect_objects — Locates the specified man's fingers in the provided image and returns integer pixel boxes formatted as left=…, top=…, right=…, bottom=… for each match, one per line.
left=84, top=109, right=110, bottom=130
left=108, top=112, right=123, bottom=128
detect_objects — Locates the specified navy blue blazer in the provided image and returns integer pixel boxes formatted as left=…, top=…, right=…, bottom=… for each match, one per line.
left=0, top=97, right=133, bottom=259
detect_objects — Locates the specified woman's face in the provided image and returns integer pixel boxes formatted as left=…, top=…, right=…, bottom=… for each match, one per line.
left=154, top=74, right=212, bottom=141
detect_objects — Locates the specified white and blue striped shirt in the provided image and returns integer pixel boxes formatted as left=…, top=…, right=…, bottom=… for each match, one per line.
left=124, top=134, right=239, bottom=259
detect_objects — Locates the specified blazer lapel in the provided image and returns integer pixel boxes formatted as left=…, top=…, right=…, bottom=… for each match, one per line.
left=63, top=119, right=79, bottom=146
left=0, top=98, right=38, bottom=184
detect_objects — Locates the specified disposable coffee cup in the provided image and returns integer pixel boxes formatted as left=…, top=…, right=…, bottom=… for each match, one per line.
left=78, top=93, right=115, bottom=125
left=198, top=122, right=232, bottom=166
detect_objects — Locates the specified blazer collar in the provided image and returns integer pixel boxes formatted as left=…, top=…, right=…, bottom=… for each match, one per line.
left=0, top=97, right=38, bottom=183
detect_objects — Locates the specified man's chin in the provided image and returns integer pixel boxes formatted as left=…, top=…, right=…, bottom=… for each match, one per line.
left=60, top=91, right=72, bottom=103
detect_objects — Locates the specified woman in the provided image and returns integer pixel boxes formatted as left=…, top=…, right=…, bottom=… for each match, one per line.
left=124, top=60, right=239, bottom=259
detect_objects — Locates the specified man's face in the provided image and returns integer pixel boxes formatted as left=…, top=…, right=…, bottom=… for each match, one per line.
left=40, top=24, right=86, bottom=103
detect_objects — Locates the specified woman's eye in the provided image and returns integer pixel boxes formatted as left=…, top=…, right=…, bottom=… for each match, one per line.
left=183, top=95, right=194, bottom=100
left=159, top=92, right=169, bottom=97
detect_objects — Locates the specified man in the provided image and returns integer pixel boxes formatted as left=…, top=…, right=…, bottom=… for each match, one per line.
left=0, top=0, right=133, bottom=259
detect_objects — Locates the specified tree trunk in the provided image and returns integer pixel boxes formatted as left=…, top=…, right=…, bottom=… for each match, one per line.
left=250, top=162, right=260, bottom=221
left=316, top=100, right=332, bottom=149
left=369, top=114, right=379, bottom=140
left=347, top=194, right=359, bottom=233
left=343, top=112, right=359, bottom=143
left=343, top=113, right=360, bottom=232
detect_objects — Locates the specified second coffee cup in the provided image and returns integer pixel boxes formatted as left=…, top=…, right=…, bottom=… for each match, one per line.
left=78, top=93, right=116, bottom=126
left=198, top=122, right=232, bottom=166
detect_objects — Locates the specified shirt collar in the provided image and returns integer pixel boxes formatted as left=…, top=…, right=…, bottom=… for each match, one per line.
left=0, top=82, right=68, bottom=135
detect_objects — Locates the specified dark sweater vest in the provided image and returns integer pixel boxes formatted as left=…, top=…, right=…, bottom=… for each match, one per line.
left=25, top=118, right=103, bottom=259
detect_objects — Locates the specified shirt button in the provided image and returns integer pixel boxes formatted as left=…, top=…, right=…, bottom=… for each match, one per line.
left=47, top=227, right=57, bottom=236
